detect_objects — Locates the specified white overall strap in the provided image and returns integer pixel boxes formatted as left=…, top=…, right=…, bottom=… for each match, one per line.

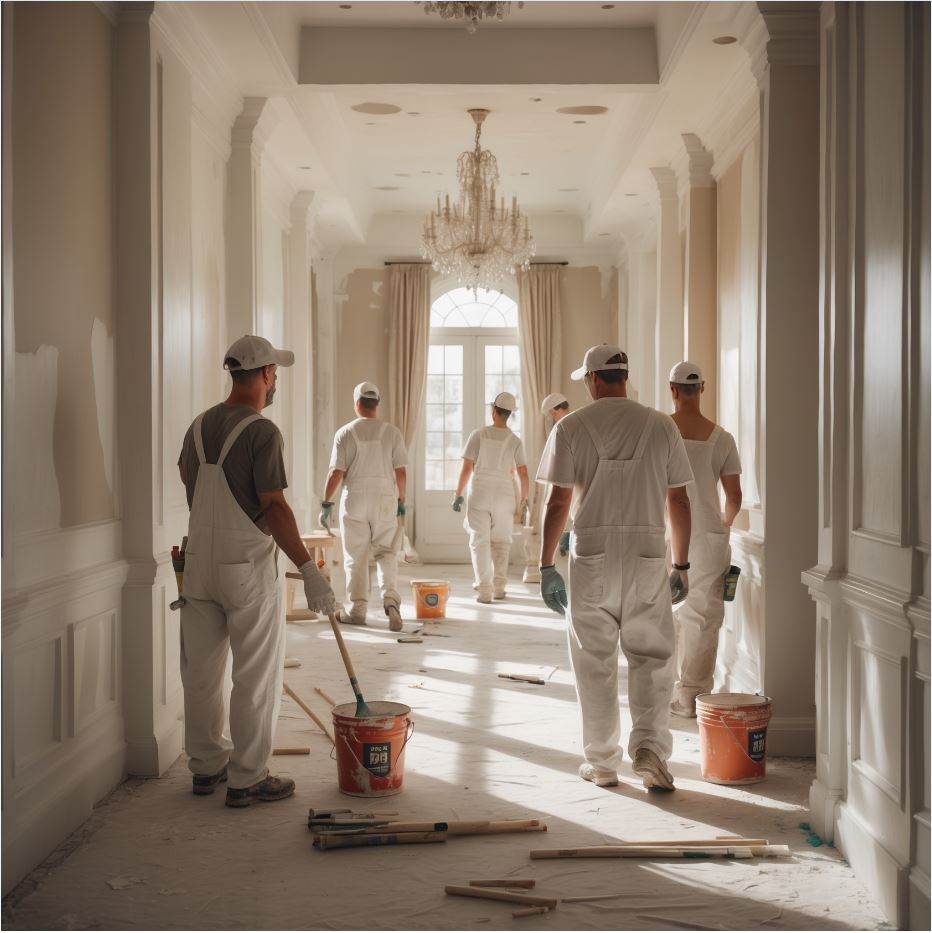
left=216, top=414, right=263, bottom=466
left=576, top=409, right=609, bottom=460
left=631, top=411, right=656, bottom=460
left=193, top=414, right=207, bottom=465
left=707, top=424, right=723, bottom=447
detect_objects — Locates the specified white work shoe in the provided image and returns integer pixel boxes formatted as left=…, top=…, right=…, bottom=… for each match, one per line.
left=476, top=594, right=492, bottom=604
left=493, top=586, right=507, bottom=600
left=632, top=748, right=675, bottom=791
left=385, top=604, right=403, bottom=632
left=335, top=608, right=367, bottom=626
left=670, top=697, right=697, bottom=718
left=578, top=762, right=619, bottom=787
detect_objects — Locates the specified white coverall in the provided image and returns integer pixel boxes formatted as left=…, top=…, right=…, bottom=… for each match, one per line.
left=180, top=414, right=284, bottom=789
left=464, top=426, right=524, bottom=600
left=673, top=425, right=741, bottom=705
left=337, top=420, right=403, bottom=616
left=538, top=400, right=693, bottom=771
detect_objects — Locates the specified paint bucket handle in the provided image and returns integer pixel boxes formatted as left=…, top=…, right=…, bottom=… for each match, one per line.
left=331, top=720, right=415, bottom=777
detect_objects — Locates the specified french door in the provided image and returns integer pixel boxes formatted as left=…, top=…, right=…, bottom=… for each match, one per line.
left=414, top=330, right=522, bottom=560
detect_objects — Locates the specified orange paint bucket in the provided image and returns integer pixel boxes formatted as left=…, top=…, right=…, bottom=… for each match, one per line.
left=411, top=580, right=450, bottom=620
left=332, top=701, right=413, bottom=797
left=696, top=693, right=772, bottom=785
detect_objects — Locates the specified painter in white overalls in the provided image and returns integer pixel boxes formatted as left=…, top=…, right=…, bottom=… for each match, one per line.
left=667, top=361, right=743, bottom=716
left=321, top=382, right=407, bottom=629
left=454, top=392, right=529, bottom=603
left=537, top=345, right=694, bottom=788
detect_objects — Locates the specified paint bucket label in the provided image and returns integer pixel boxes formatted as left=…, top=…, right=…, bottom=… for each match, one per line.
left=425, top=593, right=439, bottom=607
left=363, top=742, right=391, bottom=777
left=748, top=728, right=767, bottom=762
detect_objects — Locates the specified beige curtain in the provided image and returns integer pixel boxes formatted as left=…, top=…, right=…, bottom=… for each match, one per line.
left=387, top=264, right=431, bottom=448
left=517, top=265, right=563, bottom=575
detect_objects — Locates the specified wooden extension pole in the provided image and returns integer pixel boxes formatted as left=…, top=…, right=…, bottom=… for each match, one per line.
left=316, top=831, right=446, bottom=850
left=530, top=844, right=790, bottom=860
left=447, top=819, right=546, bottom=836
left=469, top=880, right=536, bottom=889
left=273, top=747, right=311, bottom=755
left=283, top=682, right=335, bottom=744
left=601, top=837, right=769, bottom=848
left=313, top=686, right=337, bottom=707
left=445, top=886, right=558, bottom=909
left=513, top=906, right=550, bottom=918
left=316, top=822, right=448, bottom=836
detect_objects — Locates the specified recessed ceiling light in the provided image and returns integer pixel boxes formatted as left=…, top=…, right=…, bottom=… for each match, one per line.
left=573, top=120, right=587, bottom=125
left=529, top=97, right=542, bottom=102
left=374, top=186, right=401, bottom=191
left=407, top=112, right=421, bottom=116
left=558, top=188, right=579, bottom=192
left=625, top=193, right=638, bottom=197
left=601, top=4, right=616, bottom=9
left=557, top=106, right=609, bottom=116
left=520, top=172, right=530, bottom=176
left=365, top=122, right=376, bottom=126
left=298, top=165, right=312, bottom=170
left=421, top=170, right=432, bottom=174
left=339, top=4, right=352, bottom=9
left=352, top=102, right=402, bottom=115
left=713, top=35, right=738, bottom=45
left=394, top=173, right=411, bottom=177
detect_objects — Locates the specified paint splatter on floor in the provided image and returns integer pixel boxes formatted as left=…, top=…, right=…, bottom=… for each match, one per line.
left=798, top=822, right=825, bottom=847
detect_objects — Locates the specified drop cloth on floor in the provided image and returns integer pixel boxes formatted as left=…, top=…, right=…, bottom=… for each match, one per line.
left=4, top=563, right=887, bottom=931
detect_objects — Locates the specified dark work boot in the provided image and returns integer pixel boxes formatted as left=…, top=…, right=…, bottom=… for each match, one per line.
left=192, top=765, right=228, bottom=796
left=225, top=774, right=296, bottom=808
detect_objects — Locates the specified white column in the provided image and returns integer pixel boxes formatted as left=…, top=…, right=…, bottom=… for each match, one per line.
left=650, top=166, right=683, bottom=409
left=287, top=191, right=316, bottom=531
left=681, top=133, right=718, bottom=418
left=226, top=98, right=276, bottom=339
left=741, top=2, right=821, bottom=756
left=311, top=250, right=337, bottom=503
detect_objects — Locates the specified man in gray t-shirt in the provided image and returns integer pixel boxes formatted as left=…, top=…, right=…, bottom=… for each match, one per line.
left=178, top=405, right=288, bottom=535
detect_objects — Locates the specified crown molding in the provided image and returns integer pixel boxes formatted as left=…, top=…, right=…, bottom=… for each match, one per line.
left=650, top=166, right=679, bottom=202
left=682, top=134, right=715, bottom=189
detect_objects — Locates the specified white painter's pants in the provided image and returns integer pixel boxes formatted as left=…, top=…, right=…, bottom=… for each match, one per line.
left=465, top=478, right=514, bottom=599
left=674, top=530, right=731, bottom=703
left=567, top=529, right=675, bottom=772
left=340, top=481, right=401, bottom=615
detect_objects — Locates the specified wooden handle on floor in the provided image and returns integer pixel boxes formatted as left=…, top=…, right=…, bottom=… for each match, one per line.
left=447, top=819, right=546, bottom=836
left=470, top=880, right=536, bottom=889
left=445, top=886, right=558, bottom=908
left=316, top=822, right=448, bottom=836
left=316, top=831, right=447, bottom=850
left=282, top=682, right=334, bottom=744
left=513, top=906, right=550, bottom=918
left=530, top=844, right=788, bottom=859
left=314, top=686, right=337, bottom=707
left=272, top=747, right=311, bottom=755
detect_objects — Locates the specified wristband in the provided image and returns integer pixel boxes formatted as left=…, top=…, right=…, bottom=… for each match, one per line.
left=321, top=500, right=334, bottom=507
left=540, top=564, right=555, bottom=571
left=673, top=562, right=690, bottom=571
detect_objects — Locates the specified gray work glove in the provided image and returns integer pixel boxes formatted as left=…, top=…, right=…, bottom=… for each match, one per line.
left=540, top=565, right=567, bottom=616
left=299, top=560, right=336, bottom=615
left=559, top=531, right=571, bottom=556
left=397, top=499, right=406, bottom=517
left=318, top=501, right=334, bottom=531
left=452, top=495, right=464, bottom=512
left=519, top=498, right=530, bottom=525
left=669, top=570, right=689, bottom=606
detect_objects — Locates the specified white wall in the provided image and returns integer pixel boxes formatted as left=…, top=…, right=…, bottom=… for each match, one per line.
left=804, top=4, right=930, bottom=929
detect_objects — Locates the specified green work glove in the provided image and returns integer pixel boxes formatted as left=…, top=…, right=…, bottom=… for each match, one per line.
left=670, top=570, right=689, bottom=606
left=397, top=499, right=406, bottom=517
left=540, top=565, right=567, bottom=616
left=559, top=531, right=571, bottom=556
left=319, top=501, right=334, bottom=531
left=452, top=494, right=465, bottom=512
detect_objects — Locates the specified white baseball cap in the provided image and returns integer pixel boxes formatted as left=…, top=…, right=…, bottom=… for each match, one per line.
left=223, top=334, right=294, bottom=371
left=669, top=361, right=704, bottom=385
left=540, top=392, right=568, bottom=412
left=353, top=381, right=381, bottom=402
left=492, top=391, right=518, bottom=412
left=570, top=344, right=629, bottom=381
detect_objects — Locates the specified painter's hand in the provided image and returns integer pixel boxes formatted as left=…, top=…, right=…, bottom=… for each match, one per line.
left=540, top=565, right=567, bottom=616
left=318, top=501, right=334, bottom=531
left=300, top=560, right=336, bottom=615
left=669, top=570, right=689, bottom=606
left=452, top=495, right=464, bottom=512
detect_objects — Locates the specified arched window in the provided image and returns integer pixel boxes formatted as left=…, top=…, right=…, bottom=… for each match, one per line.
left=430, top=287, right=519, bottom=329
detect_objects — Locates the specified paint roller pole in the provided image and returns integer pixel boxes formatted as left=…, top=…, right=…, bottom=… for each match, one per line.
left=327, top=612, right=374, bottom=718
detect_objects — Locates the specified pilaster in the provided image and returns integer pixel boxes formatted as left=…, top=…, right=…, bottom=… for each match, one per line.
left=650, top=167, right=683, bottom=410
left=681, top=133, right=718, bottom=417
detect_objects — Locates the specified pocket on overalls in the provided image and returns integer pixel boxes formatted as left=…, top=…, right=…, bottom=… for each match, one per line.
left=217, top=561, right=260, bottom=609
left=635, top=556, right=667, bottom=605
left=378, top=494, right=397, bottom=524
left=570, top=552, right=606, bottom=606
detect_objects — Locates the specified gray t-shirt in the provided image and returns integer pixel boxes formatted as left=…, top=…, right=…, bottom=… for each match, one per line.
left=178, top=403, right=288, bottom=534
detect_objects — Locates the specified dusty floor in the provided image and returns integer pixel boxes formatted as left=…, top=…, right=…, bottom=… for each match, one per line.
left=4, top=562, right=888, bottom=931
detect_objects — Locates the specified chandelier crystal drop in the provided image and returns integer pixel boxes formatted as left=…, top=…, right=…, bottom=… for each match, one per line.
left=417, top=2, right=523, bottom=35
left=421, top=109, right=535, bottom=293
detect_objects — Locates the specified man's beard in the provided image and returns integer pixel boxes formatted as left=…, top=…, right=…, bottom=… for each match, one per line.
left=265, top=386, right=276, bottom=406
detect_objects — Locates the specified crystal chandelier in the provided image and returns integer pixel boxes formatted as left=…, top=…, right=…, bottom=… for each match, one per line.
left=422, top=109, right=535, bottom=293
left=417, top=2, right=524, bottom=35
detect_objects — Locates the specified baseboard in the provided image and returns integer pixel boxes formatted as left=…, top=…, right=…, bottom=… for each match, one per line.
left=909, top=866, right=931, bottom=931
left=125, top=716, right=184, bottom=777
left=837, top=803, right=909, bottom=927
left=808, top=776, right=842, bottom=843
left=1, top=737, right=125, bottom=896
left=767, top=715, right=816, bottom=756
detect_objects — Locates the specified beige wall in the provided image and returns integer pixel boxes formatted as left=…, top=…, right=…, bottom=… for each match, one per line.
left=559, top=266, right=619, bottom=409
left=334, top=268, right=391, bottom=427
left=12, top=2, right=115, bottom=529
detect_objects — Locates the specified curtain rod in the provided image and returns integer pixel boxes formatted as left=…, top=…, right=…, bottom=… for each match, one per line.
left=382, top=261, right=569, bottom=266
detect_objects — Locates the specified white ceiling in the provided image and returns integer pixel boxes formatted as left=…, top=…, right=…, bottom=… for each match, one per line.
left=183, top=1, right=757, bottom=251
